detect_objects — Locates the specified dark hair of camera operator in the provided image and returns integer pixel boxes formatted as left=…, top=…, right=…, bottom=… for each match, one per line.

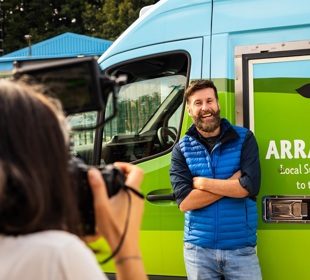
left=0, top=79, right=147, bottom=280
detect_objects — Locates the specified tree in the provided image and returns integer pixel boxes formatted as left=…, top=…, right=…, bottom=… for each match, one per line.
left=83, top=0, right=157, bottom=40
left=1, top=0, right=86, bottom=53
left=0, top=0, right=158, bottom=54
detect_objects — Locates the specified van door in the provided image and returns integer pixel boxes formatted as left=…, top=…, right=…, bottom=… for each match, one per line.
left=235, top=41, right=310, bottom=280
left=96, top=38, right=204, bottom=278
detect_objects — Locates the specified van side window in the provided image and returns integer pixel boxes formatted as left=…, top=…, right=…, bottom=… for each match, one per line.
left=101, top=53, right=188, bottom=164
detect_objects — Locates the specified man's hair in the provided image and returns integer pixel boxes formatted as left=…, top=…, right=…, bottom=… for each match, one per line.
left=184, top=79, right=218, bottom=101
left=0, top=79, right=81, bottom=235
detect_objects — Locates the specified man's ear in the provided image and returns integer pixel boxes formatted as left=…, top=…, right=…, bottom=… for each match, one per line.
left=187, top=105, right=192, bottom=116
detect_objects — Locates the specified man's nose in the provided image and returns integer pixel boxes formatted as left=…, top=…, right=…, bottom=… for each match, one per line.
left=201, top=102, right=210, bottom=111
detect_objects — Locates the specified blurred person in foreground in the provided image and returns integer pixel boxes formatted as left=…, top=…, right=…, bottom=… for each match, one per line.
left=0, top=79, right=147, bottom=280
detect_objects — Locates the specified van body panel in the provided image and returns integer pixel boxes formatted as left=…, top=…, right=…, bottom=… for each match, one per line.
left=99, top=38, right=204, bottom=79
left=70, top=1, right=310, bottom=278
left=213, top=0, right=310, bottom=33
left=239, top=50, right=310, bottom=279
left=98, top=0, right=212, bottom=63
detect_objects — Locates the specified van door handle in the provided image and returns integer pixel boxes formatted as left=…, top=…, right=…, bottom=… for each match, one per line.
left=146, top=194, right=174, bottom=201
left=263, top=196, right=310, bottom=223
left=146, top=189, right=175, bottom=204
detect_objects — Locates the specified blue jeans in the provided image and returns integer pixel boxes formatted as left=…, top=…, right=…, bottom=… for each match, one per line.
left=184, top=242, right=262, bottom=280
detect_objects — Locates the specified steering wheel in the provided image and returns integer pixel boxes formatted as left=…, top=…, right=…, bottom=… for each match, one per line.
left=157, top=126, right=177, bottom=149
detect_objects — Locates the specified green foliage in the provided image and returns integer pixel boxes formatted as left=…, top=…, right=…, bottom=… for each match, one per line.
left=0, top=0, right=158, bottom=54
left=83, top=0, right=158, bottom=40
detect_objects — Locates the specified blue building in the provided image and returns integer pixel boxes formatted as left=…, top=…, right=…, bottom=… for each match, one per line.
left=0, top=32, right=113, bottom=76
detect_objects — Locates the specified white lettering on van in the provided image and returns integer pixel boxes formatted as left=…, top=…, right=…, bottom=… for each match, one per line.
left=279, top=164, right=310, bottom=175
left=265, top=141, right=279, bottom=159
left=294, top=140, right=307, bottom=158
left=265, top=140, right=310, bottom=159
left=304, top=163, right=310, bottom=174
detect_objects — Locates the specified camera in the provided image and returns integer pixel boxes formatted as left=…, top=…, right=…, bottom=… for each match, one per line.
left=13, top=57, right=128, bottom=235
left=70, top=157, right=126, bottom=235
left=13, top=56, right=126, bottom=123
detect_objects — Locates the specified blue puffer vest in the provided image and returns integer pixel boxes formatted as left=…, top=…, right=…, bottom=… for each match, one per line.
left=179, top=119, right=258, bottom=249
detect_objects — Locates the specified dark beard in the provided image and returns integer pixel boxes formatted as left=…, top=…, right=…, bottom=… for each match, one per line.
left=192, top=109, right=221, bottom=133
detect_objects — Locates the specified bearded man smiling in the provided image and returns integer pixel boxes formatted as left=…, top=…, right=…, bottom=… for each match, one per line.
left=170, top=79, right=262, bottom=280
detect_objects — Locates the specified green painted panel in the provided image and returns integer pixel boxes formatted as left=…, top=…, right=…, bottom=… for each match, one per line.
left=258, top=230, right=310, bottom=279
left=213, top=78, right=236, bottom=123
left=254, top=75, right=310, bottom=280
left=92, top=230, right=186, bottom=276
left=218, top=91, right=235, bottom=124
left=138, top=154, right=184, bottom=231
left=142, top=230, right=186, bottom=276
left=255, top=90, right=310, bottom=230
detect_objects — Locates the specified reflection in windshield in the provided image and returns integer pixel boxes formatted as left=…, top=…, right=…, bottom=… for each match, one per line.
left=103, top=75, right=186, bottom=142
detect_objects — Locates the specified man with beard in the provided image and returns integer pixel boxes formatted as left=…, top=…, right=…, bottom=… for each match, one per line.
left=169, top=79, right=262, bottom=280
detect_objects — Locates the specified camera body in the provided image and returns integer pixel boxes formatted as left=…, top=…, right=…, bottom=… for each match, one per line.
left=70, top=157, right=126, bottom=235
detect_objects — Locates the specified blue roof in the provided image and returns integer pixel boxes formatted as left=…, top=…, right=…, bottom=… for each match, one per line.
left=0, top=32, right=113, bottom=72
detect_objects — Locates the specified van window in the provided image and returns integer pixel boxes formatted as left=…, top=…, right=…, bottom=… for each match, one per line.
left=102, top=53, right=188, bottom=164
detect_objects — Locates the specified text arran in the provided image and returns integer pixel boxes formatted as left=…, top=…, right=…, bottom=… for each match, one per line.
left=266, top=140, right=310, bottom=159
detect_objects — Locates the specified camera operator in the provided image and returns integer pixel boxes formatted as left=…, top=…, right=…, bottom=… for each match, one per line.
left=0, top=79, right=147, bottom=280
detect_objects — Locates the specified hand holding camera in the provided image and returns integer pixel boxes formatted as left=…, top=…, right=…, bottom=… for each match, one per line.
left=87, top=162, right=146, bottom=276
